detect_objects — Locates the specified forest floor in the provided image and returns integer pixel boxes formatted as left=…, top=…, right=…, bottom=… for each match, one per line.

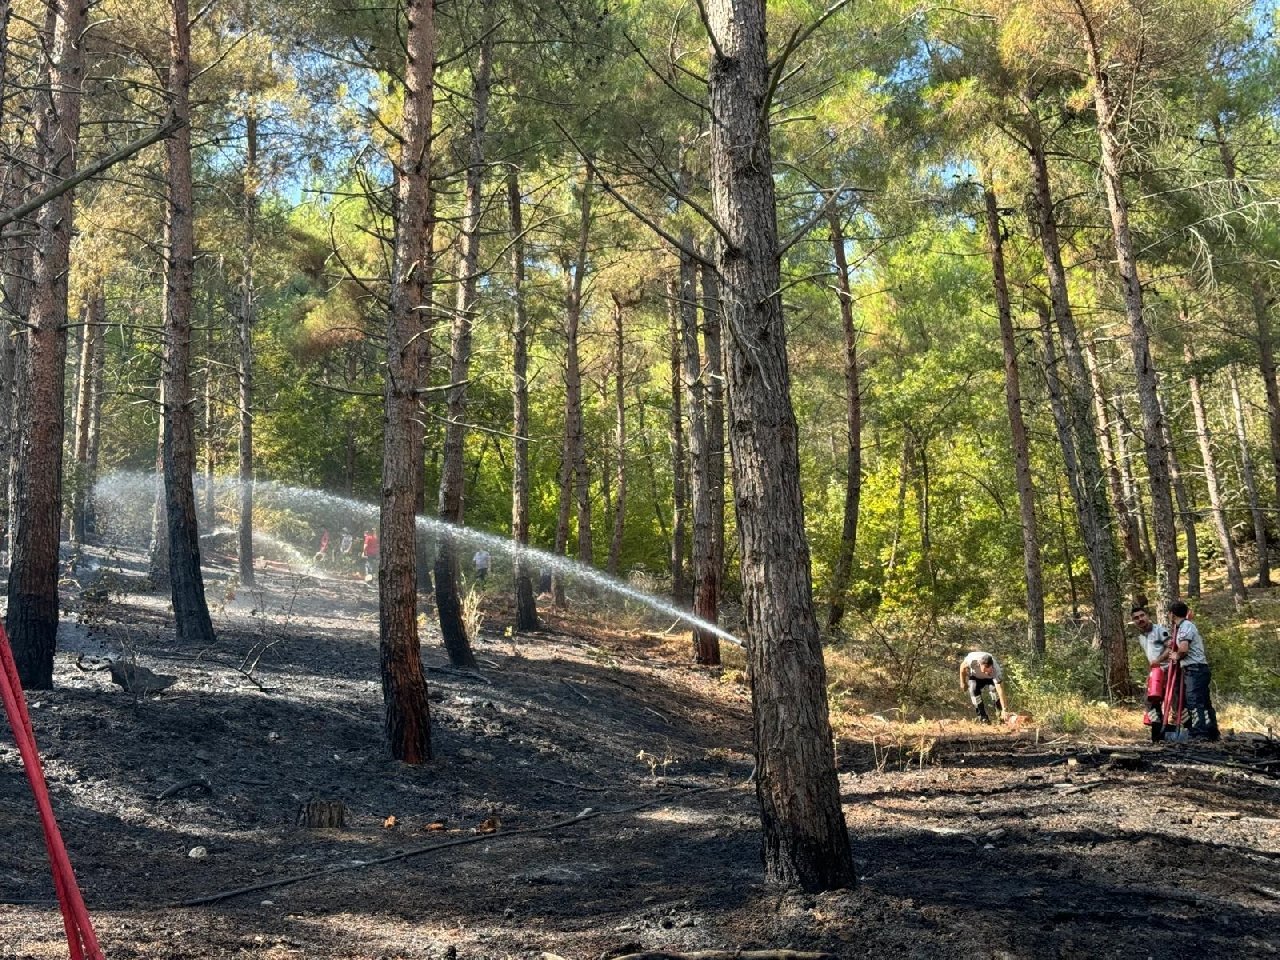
left=1, top=545, right=1279, bottom=960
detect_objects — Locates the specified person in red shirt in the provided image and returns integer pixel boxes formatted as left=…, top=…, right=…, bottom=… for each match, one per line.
left=361, top=529, right=380, bottom=582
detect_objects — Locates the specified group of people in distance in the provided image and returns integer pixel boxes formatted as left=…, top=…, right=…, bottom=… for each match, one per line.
left=962, top=599, right=1219, bottom=743
left=309, top=528, right=493, bottom=589
left=312, top=528, right=381, bottom=581
left=1132, top=600, right=1220, bottom=742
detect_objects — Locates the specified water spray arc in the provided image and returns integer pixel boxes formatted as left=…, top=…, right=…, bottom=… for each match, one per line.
left=94, top=472, right=743, bottom=648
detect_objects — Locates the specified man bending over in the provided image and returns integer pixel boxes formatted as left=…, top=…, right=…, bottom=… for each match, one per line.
left=960, top=651, right=1008, bottom=723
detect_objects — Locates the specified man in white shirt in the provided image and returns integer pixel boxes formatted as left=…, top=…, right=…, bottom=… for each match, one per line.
left=1131, top=604, right=1171, bottom=741
left=960, top=651, right=1008, bottom=723
left=472, top=548, right=491, bottom=584
left=1169, top=601, right=1219, bottom=741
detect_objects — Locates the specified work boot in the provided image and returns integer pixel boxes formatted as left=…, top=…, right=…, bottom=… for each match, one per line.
left=974, top=702, right=990, bottom=723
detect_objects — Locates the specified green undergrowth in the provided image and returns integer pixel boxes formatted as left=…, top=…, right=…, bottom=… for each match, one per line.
left=820, top=588, right=1280, bottom=739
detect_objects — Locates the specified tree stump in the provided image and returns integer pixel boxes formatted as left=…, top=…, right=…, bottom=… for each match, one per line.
left=299, top=800, right=346, bottom=829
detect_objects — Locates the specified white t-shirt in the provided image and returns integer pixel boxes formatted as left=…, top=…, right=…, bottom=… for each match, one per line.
left=1175, top=620, right=1208, bottom=665
left=1137, top=624, right=1170, bottom=666
left=472, top=549, right=491, bottom=571
left=963, top=651, right=1002, bottom=682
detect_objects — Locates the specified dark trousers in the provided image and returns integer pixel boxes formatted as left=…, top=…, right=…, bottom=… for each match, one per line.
left=1183, top=664, right=1219, bottom=740
left=968, top=677, right=995, bottom=722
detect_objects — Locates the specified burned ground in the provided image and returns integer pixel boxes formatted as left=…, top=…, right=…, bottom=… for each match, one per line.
left=1, top=549, right=1277, bottom=959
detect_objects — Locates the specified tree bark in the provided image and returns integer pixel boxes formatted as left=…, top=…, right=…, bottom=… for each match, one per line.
left=681, top=239, right=718, bottom=664
left=1024, top=118, right=1128, bottom=696
left=1185, top=339, right=1246, bottom=608
left=0, top=304, right=14, bottom=560
left=163, top=0, right=217, bottom=648
left=825, top=208, right=861, bottom=632
left=607, top=292, right=630, bottom=578
left=700, top=255, right=726, bottom=608
left=434, top=31, right=492, bottom=668
left=706, top=0, right=854, bottom=891
left=1159, top=389, right=1200, bottom=598
left=1213, top=121, right=1280, bottom=519
left=666, top=276, right=688, bottom=605
left=149, top=406, right=170, bottom=591
left=71, top=285, right=105, bottom=544
left=380, top=0, right=435, bottom=765
left=1228, top=366, right=1269, bottom=586
left=1037, top=303, right=1083, bottom=518
left=983, top=182, right=1044, bottom=657
left=508, top=168, right=539, bottom=631
left=6, top=0, right=88, bottom=688
left=82, top=293, right=106, bottom=537
left=551, top=164, right=594, bottom=606
left=1077, top=5, right=1179, bottom=613
left=238, top=108, right=258, bottom=586
left=1114, top=391, right=1155, bottom=574
left=1084, top=341, right=1144, bottom=580
left=1249, top=279, right=1280, bottom=515
left=1054, top=479, right=1082, bottom=622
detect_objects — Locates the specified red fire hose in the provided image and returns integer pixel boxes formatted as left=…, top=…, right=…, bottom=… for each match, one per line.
left=0, top=623, right=104, bottom=959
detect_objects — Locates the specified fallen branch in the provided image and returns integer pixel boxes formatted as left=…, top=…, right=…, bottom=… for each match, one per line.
left=561, top=678, right=591, bottom=703
left=425, top=665, right=492, bottom=685
left=153, top=778, right=213, bottom=804
left=530, top=774, right=611, bottom=793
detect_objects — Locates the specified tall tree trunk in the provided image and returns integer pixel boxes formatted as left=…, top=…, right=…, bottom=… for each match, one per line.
left=163, top=0, right=216, bottom=648
left=434, top=31, right=492, bottom=667
left=1114, top=392, right=1155, bottom=574
left=82, top=292, right=106, bottom=537
left=1037, top=303, right=1083, bottom=519
left=0, top=304, right=15, bottom=561
left=700, top=254, right=726, bottom=607
left=551, top=164, right=593, bottom=606
left=71, top=285, right=105, bottom=544
left=666, top=276, right=688, bottom=605
left=1025, top=117, right=1128, bottom=696
left=149, top=406, right=170, bottom=591
left=238, top=108, right=257, bottom=587
left=1077, top=6, right=1179, bottom=613
left=6, top=0, right=88, bottom=688
left=1250, top=279, right=1280, bottom=516
left=380, top=0, right=434, bottom=764
left=1228, top=366, right=1270, bottom=586
left=415, top=185, right=437, bottom=595
left=571, top=173, right=594, bottom=571
left=202, top=341, right=214, bottom=528
left=0, top=149, right=19, bottom=560
left=887, top=437, right=910, bottom=575
left=508, top=168, right=538, bottom=631
left=825, top=208, right=861, bottom=631
left=1055, top=479, right=1082, bottom=622
left=681, top=241, right=718, bottom=664
left=636, top=383, right=670, bottom=542
left=1159, top=390, right=1200, bottom=598
left=1084, top=341, right=1144, bottom=579
left=706, top=0, right=854, bottom=892
left=1185, top=339, right=1247, bottom=608
left=607, top=292, right=629, bottom=578
left=983, top=181, right=1045, bottom=657
left=1213, top=120, right=1280, bottom=519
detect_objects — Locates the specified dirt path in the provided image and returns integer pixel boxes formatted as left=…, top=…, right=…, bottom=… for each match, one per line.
left=1, top=549, right=1278, bottom=959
